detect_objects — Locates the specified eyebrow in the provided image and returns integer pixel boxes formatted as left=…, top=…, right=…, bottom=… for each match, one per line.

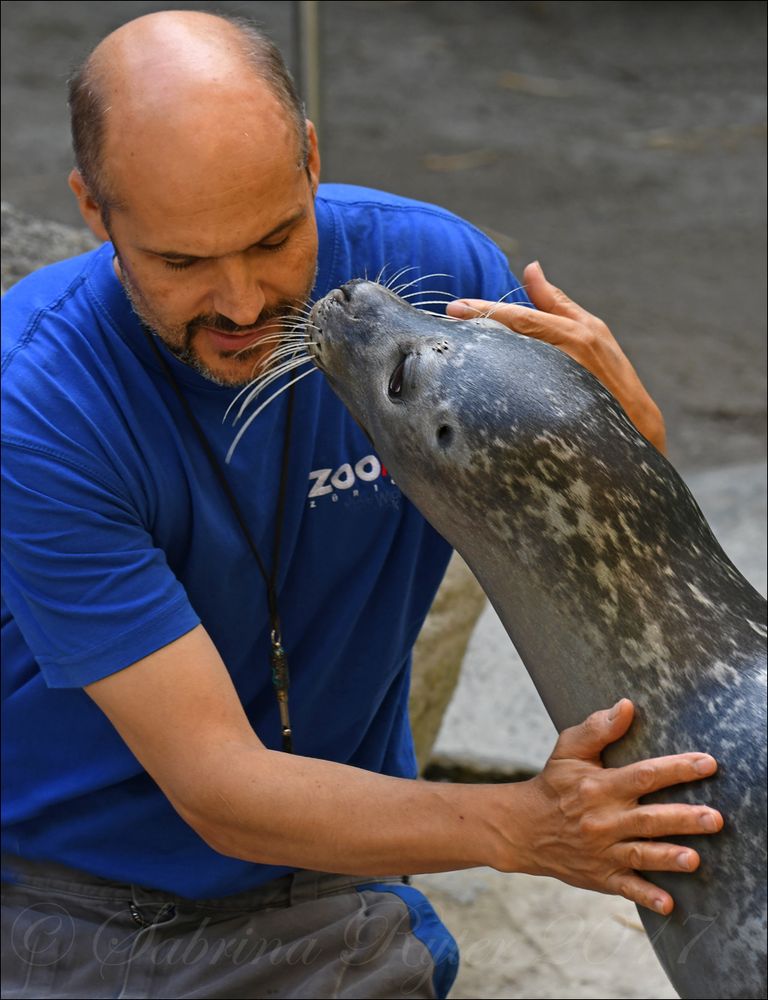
left=142, top=208, right=307, bottom=261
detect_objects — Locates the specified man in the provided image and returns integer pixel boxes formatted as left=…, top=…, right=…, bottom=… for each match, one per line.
left=1, top=11, right=721, bottom=999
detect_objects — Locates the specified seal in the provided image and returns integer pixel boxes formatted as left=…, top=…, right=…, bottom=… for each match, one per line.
left=308, top=278, right=767, bottom=1000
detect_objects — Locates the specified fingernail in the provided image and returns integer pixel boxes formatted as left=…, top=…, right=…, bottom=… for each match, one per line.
left=694, top=756, right=715, bottom=775
left=607, top=699, right=623, bottom=721
left=531, top=260, right=544, bottom=276
left=700, top=812, right=719, bottom=831
left=677, top=852, right=692, bottom=870
left=654, top=898, right=667, bottom=913
left=449, top=301, right=472, bottom=317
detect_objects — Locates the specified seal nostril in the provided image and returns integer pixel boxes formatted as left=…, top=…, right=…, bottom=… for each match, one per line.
left=437, top=425, right=454, bottom=447
left=339, top=282, right=354, bottom=302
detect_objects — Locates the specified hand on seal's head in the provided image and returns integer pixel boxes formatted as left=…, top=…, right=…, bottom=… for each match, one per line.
left=447, top=261, right=666, bottom=452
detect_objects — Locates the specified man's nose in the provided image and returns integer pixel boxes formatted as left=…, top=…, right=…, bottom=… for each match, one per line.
left=211, top=257, right=266, bottom=326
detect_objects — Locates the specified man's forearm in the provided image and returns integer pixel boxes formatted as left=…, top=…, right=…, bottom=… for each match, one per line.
left=86, top=631, right=723, bottom=912
left=174, top=706, right=724, bottom=917
left=182, top=740, right=519, bottom=875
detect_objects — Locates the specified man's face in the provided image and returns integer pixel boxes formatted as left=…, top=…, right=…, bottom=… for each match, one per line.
left=89, top=121, right=320, bottom=387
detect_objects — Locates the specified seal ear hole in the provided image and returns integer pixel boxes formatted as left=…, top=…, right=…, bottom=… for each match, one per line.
left=437, top=424, right=454, bottom=448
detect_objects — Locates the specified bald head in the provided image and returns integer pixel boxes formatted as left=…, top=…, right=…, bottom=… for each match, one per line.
left=69, top=11, right=308, bottom=216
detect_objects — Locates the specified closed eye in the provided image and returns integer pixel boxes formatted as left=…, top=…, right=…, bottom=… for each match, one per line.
left=161, top=235, right=291, bottom=271
left=259, top=235, right=290, bottom=253
left=388, top=356, right=407, bottom=399
left=162, top=257, right=197, bottom=271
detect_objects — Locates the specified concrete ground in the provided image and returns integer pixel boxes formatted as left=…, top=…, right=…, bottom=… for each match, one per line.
left=2, top=3, right=766, bottom=998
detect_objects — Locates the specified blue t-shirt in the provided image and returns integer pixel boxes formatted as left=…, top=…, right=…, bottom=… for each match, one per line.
left=1, top=184, right=529, bottom=898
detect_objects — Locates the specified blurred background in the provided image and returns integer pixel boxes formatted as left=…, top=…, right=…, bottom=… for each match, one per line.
left=2, top=0, right=766, bottom=471
left=2, top=4, right=766, bottom=998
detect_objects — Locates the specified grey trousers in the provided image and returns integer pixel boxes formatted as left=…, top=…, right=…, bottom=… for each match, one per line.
left=1, top=855, right=459, bottom=999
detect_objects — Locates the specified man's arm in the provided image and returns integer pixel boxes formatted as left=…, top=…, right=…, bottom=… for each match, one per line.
left=447, top=261, right=667, bottom=453
left=86, top=624, right=721, bottom=915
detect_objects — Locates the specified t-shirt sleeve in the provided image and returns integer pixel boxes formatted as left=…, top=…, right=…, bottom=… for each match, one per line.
left=450, top=224, right=531, bottom=307
left=1, top=439, right=200, bottom=688
left=319, top=187, right=533, bottom=312
left=387, top=203, right=532, bottom=310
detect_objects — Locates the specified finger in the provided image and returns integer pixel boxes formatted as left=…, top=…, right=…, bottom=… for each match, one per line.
left=617, top=840, right=701, bottom=874
left=448, top=297, right=582, bottom=346
left=445, top=297, right=494, bottom=319
left=614, top=802, right=724, bottom=841
left=605, top=871, right=675, bottom=915
left=551, top=698, right=634, bottom=761
left=445, top=297, right=540, bottom=325
left=611, top=753, right=718, bottom=799
left=523, top=261, right=593, bottom=324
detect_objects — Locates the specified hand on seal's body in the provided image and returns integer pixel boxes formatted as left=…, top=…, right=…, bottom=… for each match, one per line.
left=447, top=260, right=667, bottom=454
left=509, top=698, right=722, bottom=916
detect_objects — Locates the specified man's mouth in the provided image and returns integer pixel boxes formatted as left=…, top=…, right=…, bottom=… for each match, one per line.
left=198, top=320, right=285, bottom=355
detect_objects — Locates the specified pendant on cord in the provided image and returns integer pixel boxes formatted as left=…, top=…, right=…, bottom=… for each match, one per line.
left=270, top=630, right=293, bottom=753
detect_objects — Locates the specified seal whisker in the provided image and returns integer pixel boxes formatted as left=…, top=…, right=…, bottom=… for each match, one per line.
left=284, top=308, right=315, bottom=322
left=231, top=330, right=313, bottom=360
left=400, top=289, right=456, bottom=300
left=393, top=272, right=455, bottom=296
left=224, top=324, right=288, bottom=348
left=231, top=333, right=300, bottom=361
left=224, top=348, right=312, bottom=423
left=226, top=366, right=319, bottom=463
left=224, top=378, right=264, bottom=424
left=481, top=285, right=531, bottom=319
left=230, top=355, right=315, bottom=425
left=242, top=348, right=311, bottom=385
left=258, top=347, right=314, bottom=369
left=252, top=351, right=306, bottom=372
left=265, top=340, right=313, bottom=355
left=236, top=332, right=304, bottom=349
left=410, top=300, right=461, bottom=309
left=374, top=262, right=394, bottom=286
left=282, top=311, right=317, bottom=327
left=450, top=301, right=496, bottom=319
left=384, top=265, right=419, bottom=290
left=413, top=308, right=462, bottom=322
left=286, top=293, right=316, bottom=309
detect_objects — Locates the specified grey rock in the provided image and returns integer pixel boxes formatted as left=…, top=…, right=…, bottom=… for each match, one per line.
left=1, top=201, right=98, bottom=293
left=410, top=552, right=487, bottom=771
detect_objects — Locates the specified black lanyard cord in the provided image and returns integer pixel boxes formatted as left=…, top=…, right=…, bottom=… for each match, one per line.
left=142, top=327, right=296, bottom=752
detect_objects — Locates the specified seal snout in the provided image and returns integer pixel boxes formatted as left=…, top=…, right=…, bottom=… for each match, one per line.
left=331, top=279, right=367, bottom=303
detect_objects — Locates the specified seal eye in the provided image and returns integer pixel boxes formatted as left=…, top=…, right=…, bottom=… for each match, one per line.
left=388, top=357, right=407, bottom=399
left=437, top=425, right=454, bottom=448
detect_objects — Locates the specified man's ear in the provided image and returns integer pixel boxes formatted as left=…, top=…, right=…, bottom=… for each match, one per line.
left=68, top=169, right=111, bottom=242
left=304, top=120, right=321, bottom=195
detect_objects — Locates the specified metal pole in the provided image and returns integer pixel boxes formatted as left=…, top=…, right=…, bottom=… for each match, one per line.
left=292, top=1, right=322, bottom=141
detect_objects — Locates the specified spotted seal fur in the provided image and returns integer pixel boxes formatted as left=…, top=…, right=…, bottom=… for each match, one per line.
left=308, top=279, right=767, bottom=1000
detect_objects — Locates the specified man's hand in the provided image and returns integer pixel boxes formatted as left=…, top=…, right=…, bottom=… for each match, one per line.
left=446, top=261, right=667, bottom=453
left=86, top=633, right=721, bottom=904
left=507, top=698, right=722, bottom=914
